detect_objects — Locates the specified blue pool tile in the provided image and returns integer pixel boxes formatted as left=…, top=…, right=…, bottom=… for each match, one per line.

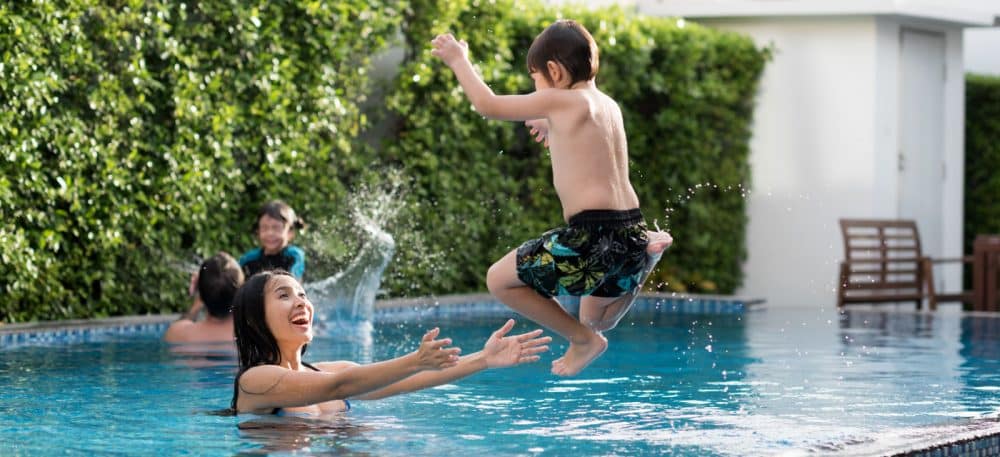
left=4, top=294, right=758, bottom=346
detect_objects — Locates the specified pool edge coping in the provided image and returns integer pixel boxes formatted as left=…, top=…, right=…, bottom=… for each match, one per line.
left=0, top=291, right=765, bottom=334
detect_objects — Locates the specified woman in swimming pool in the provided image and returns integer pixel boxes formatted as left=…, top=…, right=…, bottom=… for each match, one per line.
left=231, top=270, right=551, bottom=415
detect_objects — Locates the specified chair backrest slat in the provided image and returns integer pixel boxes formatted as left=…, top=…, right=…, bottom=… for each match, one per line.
left=838, top=219, right=926, bottom=305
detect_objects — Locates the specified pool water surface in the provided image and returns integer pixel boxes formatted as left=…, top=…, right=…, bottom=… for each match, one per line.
left=1, top=306, right=998, bottom=456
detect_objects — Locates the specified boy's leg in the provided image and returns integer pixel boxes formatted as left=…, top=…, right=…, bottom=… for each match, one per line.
left=580, top=230, right=672, bottom=332
left=580, top=252, right=662, bottom=332
left=487, top=249, right=606, bottom=376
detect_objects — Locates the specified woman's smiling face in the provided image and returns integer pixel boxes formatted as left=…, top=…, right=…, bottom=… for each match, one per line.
left=263, top=274, right=314, bottom=346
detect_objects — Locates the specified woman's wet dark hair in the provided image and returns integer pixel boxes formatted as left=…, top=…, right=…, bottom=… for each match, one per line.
left=526, top=19, right=599, bottom=86
left=230, top=269, right=308, bottom=411
left=252, top=200, right=306, bottom=233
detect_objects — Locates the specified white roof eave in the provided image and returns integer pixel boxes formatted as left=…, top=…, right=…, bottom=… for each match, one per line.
left=636, top=0, right=1000, bottom=27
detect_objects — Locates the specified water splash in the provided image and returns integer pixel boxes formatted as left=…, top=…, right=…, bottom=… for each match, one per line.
left=300, top=171, right=408, bottom=338
left=305, top=217, right=395, bottom=325
left=658, top=181, right=751, bottom=230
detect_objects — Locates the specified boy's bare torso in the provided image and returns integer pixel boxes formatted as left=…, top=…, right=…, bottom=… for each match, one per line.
left=546, top=86, right=639, bottom=221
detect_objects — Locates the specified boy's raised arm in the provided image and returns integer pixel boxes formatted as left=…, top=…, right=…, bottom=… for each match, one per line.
left=431, top=33, right=564, bottom=122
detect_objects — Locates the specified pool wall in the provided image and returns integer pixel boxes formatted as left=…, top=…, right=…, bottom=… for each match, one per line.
left=0, top=292, right=762, bottom=347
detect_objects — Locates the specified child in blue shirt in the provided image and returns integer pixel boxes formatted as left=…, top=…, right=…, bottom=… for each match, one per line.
left=240, top=200, right=306, bottom=279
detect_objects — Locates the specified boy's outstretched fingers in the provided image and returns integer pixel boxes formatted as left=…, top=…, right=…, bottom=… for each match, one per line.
left=524, top=119, right=549, bottom=146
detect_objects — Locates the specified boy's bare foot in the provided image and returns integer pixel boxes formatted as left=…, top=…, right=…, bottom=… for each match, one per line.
left=551, top=332, right=608, bottom=376
left=646, top=230, right=673, bottom=256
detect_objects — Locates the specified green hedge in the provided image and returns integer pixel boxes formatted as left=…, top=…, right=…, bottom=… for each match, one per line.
left=379, top=0, right=769, bottom=297
left=1, top=0, right=768, bottom=322
left=965, top=74, right=1000, bottom=254
left=0, top=0, right=398, bottom=322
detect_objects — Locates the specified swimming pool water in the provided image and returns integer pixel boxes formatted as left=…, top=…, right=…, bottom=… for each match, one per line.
left=2, top=306, right=998, bottom=456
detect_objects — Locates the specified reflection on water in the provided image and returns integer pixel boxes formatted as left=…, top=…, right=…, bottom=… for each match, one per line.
left=168, top=342, right=237, bottom=369
left=962, top=314, right=1000, bottom=360
left=959, top=315, right=1000, bottom=416
left=236, top=415, right=374, bottom=456
left=694, top=306, right=1000, bottom=455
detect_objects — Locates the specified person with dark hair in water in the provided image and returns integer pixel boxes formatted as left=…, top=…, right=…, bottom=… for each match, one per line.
left=165, top=252, right=244, bottom=344
left=240, top=200, right=307, bottom=280
left=230, top=270, right=551, bottom=415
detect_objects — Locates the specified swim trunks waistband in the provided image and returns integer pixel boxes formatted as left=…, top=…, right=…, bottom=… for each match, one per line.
left=568, top=208, right=644, bottom=227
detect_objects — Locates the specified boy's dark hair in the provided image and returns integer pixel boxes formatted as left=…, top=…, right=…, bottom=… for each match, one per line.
left=252, top=200, right=305, bottom=233
left=526, top=19, right=599, bottom=86
left=198, top=252, right=245, bottom=318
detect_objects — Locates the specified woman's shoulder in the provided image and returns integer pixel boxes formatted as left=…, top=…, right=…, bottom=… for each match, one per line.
left=312, top=360, right=360, bottom=372
left=237, top=364, right=290, bottom=391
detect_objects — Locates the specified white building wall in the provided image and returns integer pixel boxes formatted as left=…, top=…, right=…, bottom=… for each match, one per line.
left=674, top=15, right=966, bottom=307
left=581, top=0, right=988, bottom=306
left=965, top=28, right=1000, bottom=75
left=872, top=17, right=967, bottom=295
left=873, top=17, right=900, bottom=219
left=690, top=17, right=881, bottom=307
left=943, top=26, right=967, bottom=291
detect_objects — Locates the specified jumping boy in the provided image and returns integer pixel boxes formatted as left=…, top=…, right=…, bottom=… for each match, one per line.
left=432, top=20, right=673, bottom=376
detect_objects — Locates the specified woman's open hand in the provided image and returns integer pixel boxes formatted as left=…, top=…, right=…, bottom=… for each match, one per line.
left=483, top=319, right=551, bottom=368
left=415, top=328, right=461, bottom=370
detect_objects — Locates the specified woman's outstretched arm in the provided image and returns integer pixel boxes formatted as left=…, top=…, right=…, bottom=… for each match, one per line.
left=340, top=319, right=551, bottom=400
left=235, top=328, right=459, bottom=413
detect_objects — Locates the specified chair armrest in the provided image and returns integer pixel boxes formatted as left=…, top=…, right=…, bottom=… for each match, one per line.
left=930, top=256, right=973, bottom=264
left=841, top=258, right=923, bottom=265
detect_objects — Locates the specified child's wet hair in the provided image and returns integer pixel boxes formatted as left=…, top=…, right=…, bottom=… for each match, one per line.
left=252, top=200, right=305, bottom=233
left=526, top=19, right=599, bottom=86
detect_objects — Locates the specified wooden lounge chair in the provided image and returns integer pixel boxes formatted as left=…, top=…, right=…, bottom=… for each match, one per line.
left=972, top=235, right=1000, bottom=312
left=837, top=219, right=973, bottom=310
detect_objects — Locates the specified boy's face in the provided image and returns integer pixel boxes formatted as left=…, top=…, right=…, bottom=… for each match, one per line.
left=257, top=214, right=293, bottom=255
left=530, top=69, right=552, bottom=91
left=531, top=61, right=571, bottom=90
